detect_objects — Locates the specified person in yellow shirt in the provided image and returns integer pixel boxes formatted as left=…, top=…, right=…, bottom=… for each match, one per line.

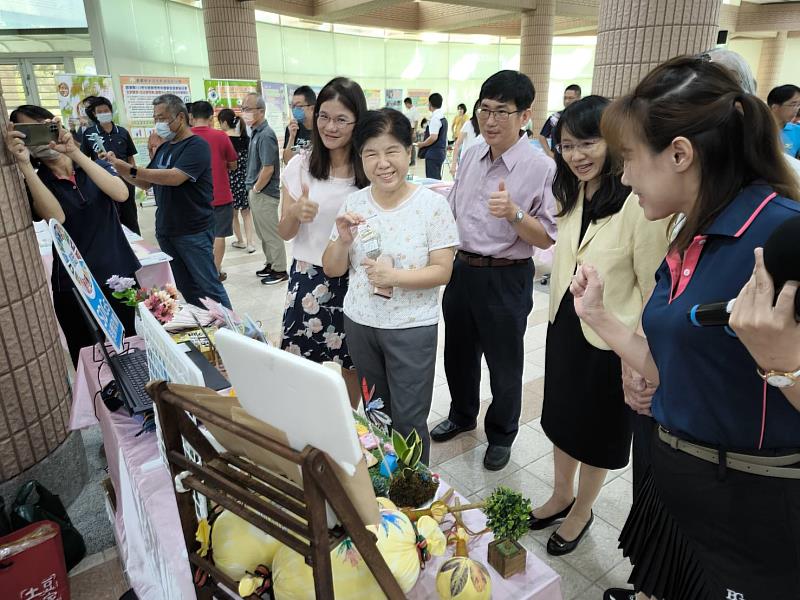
left=451, top=103, right=468, bottom=143
left=529, top=95, right=669, bottom=555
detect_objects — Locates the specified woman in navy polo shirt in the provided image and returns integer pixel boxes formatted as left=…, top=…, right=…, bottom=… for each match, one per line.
left=571, top=57, right=800, bottom=600
left=7, top=105, right=140, bottom=365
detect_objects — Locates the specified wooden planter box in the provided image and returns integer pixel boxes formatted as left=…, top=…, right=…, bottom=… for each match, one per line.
left=487, top=538, right=526, bottom=578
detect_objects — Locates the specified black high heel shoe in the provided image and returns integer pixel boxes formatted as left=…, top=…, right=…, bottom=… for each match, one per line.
left=546, top=511, right=594, bottom=556
left=528, top=498, right=576, bottom=531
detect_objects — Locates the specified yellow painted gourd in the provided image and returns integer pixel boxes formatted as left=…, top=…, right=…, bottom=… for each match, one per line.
left=435, top=528, right=492, bottom=600
left=211, top=510, right=282, bottom=580
left=272, top=507, right=446, bottom=599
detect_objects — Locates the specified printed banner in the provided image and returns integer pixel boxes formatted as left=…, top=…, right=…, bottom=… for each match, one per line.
left=364, top=88, right=383, bottom=110
left=54, top=73, right=115, bottom=129
left=49, top=219, right=125, bottom=353
left=203, top=79, right=259, bottom=114
left=120, top=75, right=191, bottom=165
left=260, top=81, right=289, bottom=147
left=406, top=88, right=430, bottom=111
left=385, top=88, right=403, bottom=111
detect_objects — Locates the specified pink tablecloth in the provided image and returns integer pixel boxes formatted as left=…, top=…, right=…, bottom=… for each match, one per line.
left=71, top=341, right=561, bottom=600
left=72, top=339, right=195, bottom=600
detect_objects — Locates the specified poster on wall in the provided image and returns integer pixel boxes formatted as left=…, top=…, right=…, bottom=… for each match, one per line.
left=203, top=79, right=259, bottom=114
left=119, top=75, right=191, bottom=164
left=385, top=88, right=403, bottom=111
left=260, top=81, right=289, bottom=147
left=363, top=89, right=383, bottom=110
left=406, top=89, right=430, bottom=112
left=54, top=73, right=115, bottom=127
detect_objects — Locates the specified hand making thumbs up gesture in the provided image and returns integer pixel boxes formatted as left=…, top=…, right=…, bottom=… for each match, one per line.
left=291, top=181, right=319, bottom=223
left=488, top=179, right=519, bottom=222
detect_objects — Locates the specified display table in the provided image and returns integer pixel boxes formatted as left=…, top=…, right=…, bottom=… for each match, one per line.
left=37, top=221, right=174, bottom=292
left=71, top=341, right=562, bottom=600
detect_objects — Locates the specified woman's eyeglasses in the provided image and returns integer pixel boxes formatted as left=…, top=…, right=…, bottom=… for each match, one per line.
left=555, top=139, right=603, bottom=155
left=316, top=113, right=356, bottom=129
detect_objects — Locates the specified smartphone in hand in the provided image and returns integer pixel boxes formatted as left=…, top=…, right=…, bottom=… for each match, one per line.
left=15, top=122, right=59, bottom=146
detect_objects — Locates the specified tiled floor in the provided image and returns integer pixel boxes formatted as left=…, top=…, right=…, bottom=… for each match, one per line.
left=76, top=166, right=634, bottom=599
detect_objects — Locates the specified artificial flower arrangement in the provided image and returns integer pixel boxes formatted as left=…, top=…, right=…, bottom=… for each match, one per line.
left=106, top=275, right=179, bottom=324
left=355, top=378, right=440, bottom=508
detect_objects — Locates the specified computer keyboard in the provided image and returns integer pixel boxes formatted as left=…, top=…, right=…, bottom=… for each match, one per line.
left=112, top=350, right=152, bottom=413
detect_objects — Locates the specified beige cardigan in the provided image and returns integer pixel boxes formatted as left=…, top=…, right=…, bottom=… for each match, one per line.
left=548, top=187, right=670, bottom=350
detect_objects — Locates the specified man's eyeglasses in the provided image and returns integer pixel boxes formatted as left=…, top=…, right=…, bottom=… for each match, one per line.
left=317, top=113, right=356, bottom=128
left=476, top=108, right=521, bottom=122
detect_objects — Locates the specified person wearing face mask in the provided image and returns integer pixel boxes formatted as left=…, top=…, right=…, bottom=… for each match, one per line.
left=107, top=94, right=231, bottom=309
left=81, top=96, right=140, bottom=234
left=283, top=86, right=316, bottom=164
left=5, top=105, right=140, bottom=365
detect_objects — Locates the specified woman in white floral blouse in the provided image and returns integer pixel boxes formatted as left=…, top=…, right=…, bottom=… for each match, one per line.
left=278, top=77, right=369, bottom=407
left=322, top=108, right=459, bottom=463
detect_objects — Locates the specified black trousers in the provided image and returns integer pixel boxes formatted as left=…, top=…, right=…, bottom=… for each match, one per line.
left=52, top=282, right=136, bottom=366
left=115, top=182, right=140, bottom=235
left=443, top=258, right=534, bottom=446
left=424, top=157, right=444, bottom=180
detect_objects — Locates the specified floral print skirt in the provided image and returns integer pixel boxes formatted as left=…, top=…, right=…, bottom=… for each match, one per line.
left=281, top=259, right=353, bottom=369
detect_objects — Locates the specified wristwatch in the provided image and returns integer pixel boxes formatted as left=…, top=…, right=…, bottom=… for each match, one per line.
left=757, top=366, right=800, bottom=388
left=512, top=208, right=525, bottom=224
left=129, top=167, right=138, bottom=179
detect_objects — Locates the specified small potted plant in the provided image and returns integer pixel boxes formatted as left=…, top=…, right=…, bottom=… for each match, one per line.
left=483, top=486, right=531, bottom=578
left=387, top=429, right=439, bottom=508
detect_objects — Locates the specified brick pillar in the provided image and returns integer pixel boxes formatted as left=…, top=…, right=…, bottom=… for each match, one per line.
left=0, top=87, right=73, bottom=482
left=520, top=1, right=554, bottom=127
left=756, top=32, right=788, bottom=102
left=203, top=0, right=260, bottom=80
left=593, top=0, right=721, bottom=99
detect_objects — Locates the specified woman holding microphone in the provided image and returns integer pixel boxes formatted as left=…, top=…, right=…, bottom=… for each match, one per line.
left=574, top=56, right=800, bottom=600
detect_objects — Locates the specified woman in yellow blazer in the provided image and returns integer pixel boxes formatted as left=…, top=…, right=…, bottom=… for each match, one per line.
left=529, top=96, right=670, bottom=556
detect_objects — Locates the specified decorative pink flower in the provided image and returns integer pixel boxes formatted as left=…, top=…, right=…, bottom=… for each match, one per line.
left=286, top=343, right=302, bottom=356
left=164, top=283, right=179, bottom=299
left=307, top=318, right=323, bottom=334
left=301, top=293, right=320, bottom=315
left=312, top=284, right=329, bottom=299
left=323, top=331, right=342, bottom=350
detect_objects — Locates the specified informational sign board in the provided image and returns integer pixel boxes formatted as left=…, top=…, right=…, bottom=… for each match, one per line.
left=260, top=81, right=289, bottom=147
left=54, top=73, right=115, bottom=127
left=385, top=88, right=403, bottom=110
left=203, top=79, right=259, bottom=114
left=119, top=75, right=191, bottom=164
left=49, top=219, right=125, bottom=353
left=363, top=88, right=383, bottom=110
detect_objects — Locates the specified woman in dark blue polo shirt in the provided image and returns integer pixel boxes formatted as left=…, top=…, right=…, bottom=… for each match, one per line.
left=7, top=105, right=140, bottom=365
left=571, top=57, right=800, bottom=600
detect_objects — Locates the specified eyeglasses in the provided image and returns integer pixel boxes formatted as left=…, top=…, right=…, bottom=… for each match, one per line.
left=476, top=108, right=522, bottom=122
left=783, top=102, right=800, bottom=110
left=153, top=115, right=176, bottom=124
left=241, top=106, right=263, bottom=113
left=317, top=113, right=356, bottom=129
left=555, top=139, right=603, bottom=155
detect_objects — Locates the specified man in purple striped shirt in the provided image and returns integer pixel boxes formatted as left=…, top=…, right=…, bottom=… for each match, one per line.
left=431, top=70, right=557, bottom=471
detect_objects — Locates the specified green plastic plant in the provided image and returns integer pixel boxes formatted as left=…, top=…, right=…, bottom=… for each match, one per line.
left=391, top=429, right=423, bottom=470
left=483, top=486, right=532, bottom=544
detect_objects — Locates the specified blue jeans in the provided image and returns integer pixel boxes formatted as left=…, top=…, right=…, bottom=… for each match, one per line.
left=157, top=228, right=231, bottom=309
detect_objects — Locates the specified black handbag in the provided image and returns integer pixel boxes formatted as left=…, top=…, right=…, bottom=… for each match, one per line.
left=10, top=480, right=87, bottom=570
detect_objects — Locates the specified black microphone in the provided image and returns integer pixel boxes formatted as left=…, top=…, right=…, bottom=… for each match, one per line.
left=687, top=215, right=800, bottom=327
